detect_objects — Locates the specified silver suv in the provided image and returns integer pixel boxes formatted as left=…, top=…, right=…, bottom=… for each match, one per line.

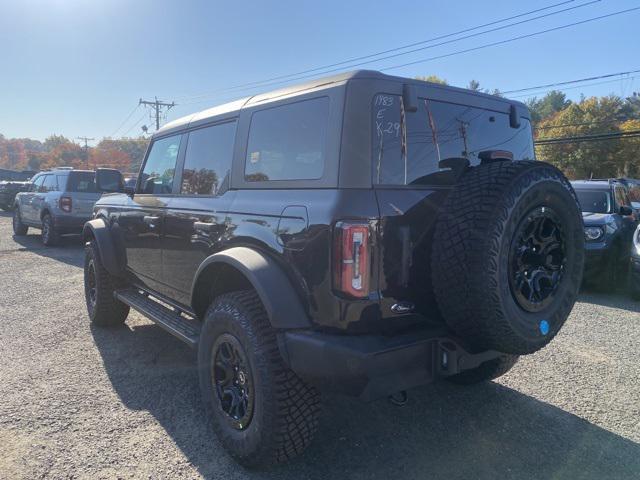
left=12, top=168, right=103, bottom=246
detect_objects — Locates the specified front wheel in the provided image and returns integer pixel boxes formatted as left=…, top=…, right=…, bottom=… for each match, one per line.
left=447, top=354, right=520, bottom=385
left=84, top=241, right=129, bottom=326
left=198, top=291, right=320, bottom=468
left=12, top=208, right=28, bottom=235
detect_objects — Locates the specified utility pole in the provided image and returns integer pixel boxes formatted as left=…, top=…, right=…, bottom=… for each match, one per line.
left=139, top=97, right=176, bottom=131
left=76, top=136, right=95, bottom=168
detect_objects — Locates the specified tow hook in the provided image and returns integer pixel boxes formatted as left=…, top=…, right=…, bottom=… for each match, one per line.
left=388, top=390, right=408, bottom=406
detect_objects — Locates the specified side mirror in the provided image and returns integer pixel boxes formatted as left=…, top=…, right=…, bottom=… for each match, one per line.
left=95, top=168, right=124, bottom=194
left=619, top=205, right=633, bottom=216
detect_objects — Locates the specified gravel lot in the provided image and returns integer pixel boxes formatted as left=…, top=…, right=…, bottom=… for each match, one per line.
left=0, top=210, right=639, bottom=480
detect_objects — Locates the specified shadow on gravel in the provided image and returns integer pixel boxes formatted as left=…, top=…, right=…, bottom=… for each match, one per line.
left=10, top=233, right=84, bottom=268
left=0, top=210, right=12, bottom=218
left=578, top=291, right=640, bottom=314
left=92, top=322, right=640, bottom=480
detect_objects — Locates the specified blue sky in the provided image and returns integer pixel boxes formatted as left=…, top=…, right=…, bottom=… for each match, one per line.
left=0, top=0, right=638, bottom=142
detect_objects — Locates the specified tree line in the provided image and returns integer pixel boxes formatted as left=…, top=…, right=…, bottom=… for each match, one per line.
left=0, top=135, right=149, bottom=174
left=1, top=78, right=639, bottom=180
left=419, top=75, right=640, bottom=180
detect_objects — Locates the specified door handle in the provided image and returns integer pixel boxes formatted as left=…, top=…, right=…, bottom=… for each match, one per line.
left=194, top=221, right=216, bottom=231
left=143, top=215, right=160, bottom=228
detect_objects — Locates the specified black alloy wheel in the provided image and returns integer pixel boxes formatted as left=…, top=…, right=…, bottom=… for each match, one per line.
left=86, top=258, right=98, bottom=310
left=211, top=333, right=254, bottom=430
left=508, top=206, right=566, bottom=314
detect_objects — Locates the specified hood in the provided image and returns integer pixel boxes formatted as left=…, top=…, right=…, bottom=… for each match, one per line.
left=582, top=212, right=612, bottom=226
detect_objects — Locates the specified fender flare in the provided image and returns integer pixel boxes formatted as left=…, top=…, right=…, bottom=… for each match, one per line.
left=82, top=218, right=126, bottom=277
left=191, top=247, right=311, bottom=329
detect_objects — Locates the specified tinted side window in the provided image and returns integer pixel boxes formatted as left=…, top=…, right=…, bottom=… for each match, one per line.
left=373, top=95, right=535, bottom=185
left=245, top=97, right=329, bottom=182
left=628, top=185, right=640, bottom=204
left=182, top=121, right=236, bottom=195
left=41, top=175, right=58, bottom=192
left=67, top=172, right=97, bottom=192
left=139, top=135, right=182, bottom=194
left=31, top=175, right=44, bottom=191
left=614, top=186, right=630, bottom=207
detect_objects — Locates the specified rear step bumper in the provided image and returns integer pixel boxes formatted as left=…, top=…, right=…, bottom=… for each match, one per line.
left=279, top=329, right=501, bottom=402
left=115, top=288, right=201, bottom=347
left=114, top=287, right=501, bottom=402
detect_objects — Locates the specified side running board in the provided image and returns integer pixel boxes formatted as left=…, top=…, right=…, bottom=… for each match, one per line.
left=114, top=288, right=201, bottom=348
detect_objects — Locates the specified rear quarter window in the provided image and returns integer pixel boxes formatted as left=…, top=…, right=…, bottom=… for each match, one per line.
left=244, top=97, right=329, bottom=182
left=66, top=172, right=97, bottom=193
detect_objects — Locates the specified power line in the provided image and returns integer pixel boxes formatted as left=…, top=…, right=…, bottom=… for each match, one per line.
left=109, top=104, right=140, bottom=138
left=535, top=129, right=640, bottom=145
left=535, top=118, right=635, bottom=130
left=508, top=75, right=639, bottom=99
left=380, top=6, right=640, bottom=72
left=176, top=0, right=599, bottom=103
left=180, top=5, right=638, bottom=106
left=503, top=69, right=640, bottom=94
left=139, top=97, right=176, bottom=131
left=122, top=111, right=148, bottom=137
left=76, top=136, right=95, bottom=168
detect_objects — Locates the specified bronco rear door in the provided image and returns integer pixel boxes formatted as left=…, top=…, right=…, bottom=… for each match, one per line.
left=371, top=82, right=534, bottom=320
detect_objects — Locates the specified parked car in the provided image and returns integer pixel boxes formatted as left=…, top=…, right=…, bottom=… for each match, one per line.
left=12, top=168, right=104, bottom=246
left=0, top=180, right=31, bottom=210
left=0, top=168, right=35, bottom=182
left=631, top=224, right=640, bottom=300
left=616, top=178, right=640, bottom=216
left=571, top=179, right=638, bottom=290
left=82, top=70, right=584, bottom=468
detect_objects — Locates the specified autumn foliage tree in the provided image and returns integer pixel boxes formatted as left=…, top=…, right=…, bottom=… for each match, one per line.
left=0, top=134, right=149, bottom=174
left=534, top=95, right=639, bottom=179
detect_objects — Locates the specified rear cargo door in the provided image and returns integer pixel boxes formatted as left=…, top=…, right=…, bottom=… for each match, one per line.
left=372, top=89, right=534, bottom=319
left=64, top=172, right=101, bottom=216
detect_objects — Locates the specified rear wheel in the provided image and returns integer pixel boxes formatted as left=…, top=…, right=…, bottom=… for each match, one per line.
left=41, top=214, right=60, bottom=246
left=198, top=290, right=320, bottom=468
left=12, top=208, right=28, bottom=235
left=447, top=355, right=519, bottom=385
left=84, top=240, right=129, bottom=326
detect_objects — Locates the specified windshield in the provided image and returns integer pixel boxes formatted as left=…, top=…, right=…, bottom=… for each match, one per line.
left=575, top=189, right=611, bottom=214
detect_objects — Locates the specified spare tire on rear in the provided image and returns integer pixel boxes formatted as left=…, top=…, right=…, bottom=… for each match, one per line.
left=432, top=160, right=584, bottom=355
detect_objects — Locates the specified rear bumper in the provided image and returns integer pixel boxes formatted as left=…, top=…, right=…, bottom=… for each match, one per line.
left=583, top=245, right=611, bottom=278
left=0, top=192, right=14, bottom=206
left=53, top=214, right=91, bottom=233
left=279, top=326, right=501, bottom=401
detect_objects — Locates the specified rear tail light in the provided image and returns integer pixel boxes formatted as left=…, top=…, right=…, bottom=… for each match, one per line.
left=60, top=196, right=72, bottom=213
left=333, top=221, right=370, bottom=298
